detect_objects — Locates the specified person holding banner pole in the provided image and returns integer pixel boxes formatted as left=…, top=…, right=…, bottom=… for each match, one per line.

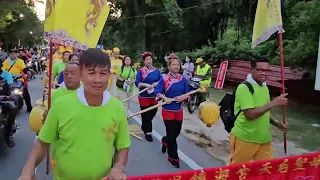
left=135, top=51, right=161, bottom=142
left=153, top=54, right=190, bottom=168
left=229, top=58, right=288, bottom=165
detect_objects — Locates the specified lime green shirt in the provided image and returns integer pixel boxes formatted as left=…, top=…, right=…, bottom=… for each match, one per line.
left=116, top=66, right=136, bottom=93
left=53, top=61, right=67, bottom=78
left=39, top=88, right=131, bottom=180
left=51, top=87, right=75, bottom=103
left=231, top=83, right=271, bottom=144
left=50, top=86, right=77, bottom=167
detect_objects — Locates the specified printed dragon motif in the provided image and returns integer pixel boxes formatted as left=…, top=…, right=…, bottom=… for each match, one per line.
left=85, top=0, right=107, bottom=38
left=45, top=0, right=57, bottom=20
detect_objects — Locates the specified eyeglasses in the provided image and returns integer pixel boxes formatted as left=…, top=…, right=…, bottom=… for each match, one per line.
left=254, top=68, right=269, bottom=73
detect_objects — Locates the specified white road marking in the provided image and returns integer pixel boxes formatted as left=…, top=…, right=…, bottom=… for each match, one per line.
left=128, top=110, right=203, bottom=170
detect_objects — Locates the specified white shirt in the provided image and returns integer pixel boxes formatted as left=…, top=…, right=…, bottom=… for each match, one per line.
left=182, top=62, right=194, bottom=80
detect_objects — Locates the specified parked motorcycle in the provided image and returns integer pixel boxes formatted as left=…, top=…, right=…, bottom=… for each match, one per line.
left=187, top=76, right=209, bottom=113
left=11, top=76, right=24, bottom=111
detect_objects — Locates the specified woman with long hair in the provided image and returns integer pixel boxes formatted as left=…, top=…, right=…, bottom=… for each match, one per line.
left=116, top=55, right=136, bottom=113
left=153, top=54, right=190, bottom=168
left=182, top=55, right=194, bottom=80
left=135, top=51, right=161, bottom=142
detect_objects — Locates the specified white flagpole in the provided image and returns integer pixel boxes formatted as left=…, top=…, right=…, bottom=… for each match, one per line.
left=314, top=34, right=320, bottom=91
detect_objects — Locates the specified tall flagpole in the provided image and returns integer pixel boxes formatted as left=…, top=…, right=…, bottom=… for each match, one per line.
left=45, top=41, right=54, bottom=175
left=278, top=32, right=287, bottom=154
left=314, top=34, right=320, bottom=91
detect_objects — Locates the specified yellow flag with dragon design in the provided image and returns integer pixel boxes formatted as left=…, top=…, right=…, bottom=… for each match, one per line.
left=44, top=0, right=110, bottom=50
left=251, top=0, right=284, bottom=48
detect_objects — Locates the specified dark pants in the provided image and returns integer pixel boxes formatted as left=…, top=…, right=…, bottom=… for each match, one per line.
left=140, top=105, right=157, bottom=133
left=162, top=120, right=182, bottom=160
left=33, top=64, right=38, bottom=73
left=23, top=87, right=32, bottom=110
left=2, top=103, right=18, bottom=141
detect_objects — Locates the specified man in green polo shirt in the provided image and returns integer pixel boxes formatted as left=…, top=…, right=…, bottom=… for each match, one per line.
left=52, top=51, right=70, bottom=81
left=229, top=57, right=288, bottom=165
left=19, top=48, right=130, bottom=180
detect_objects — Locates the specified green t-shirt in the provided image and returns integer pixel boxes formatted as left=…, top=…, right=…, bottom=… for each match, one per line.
left=116, top=66, right=136, bottom=93
left=51, top=87, right=75, bottom=103
left=53, top=61, right=67, bottom=78
left=231, top=83, right=271, bottom=144
left=50, top=87, right=77, bottom=164
left=39, top=88, right=131, bottom=180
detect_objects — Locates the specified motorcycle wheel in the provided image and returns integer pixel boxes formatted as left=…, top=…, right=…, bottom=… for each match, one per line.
left=187, top=94, right=198, bottom=114
left=16, top=96, right=24, bottom=110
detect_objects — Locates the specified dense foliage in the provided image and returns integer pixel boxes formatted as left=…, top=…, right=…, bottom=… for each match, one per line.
left=0, top=0, right=43, bottom=49
left=101, top=0, right=320, bottom=73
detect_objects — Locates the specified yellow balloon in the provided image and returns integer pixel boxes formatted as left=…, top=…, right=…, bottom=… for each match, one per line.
left=29, top=105, right=47, bottom=133
left=198, top=100, right=220, bottom=127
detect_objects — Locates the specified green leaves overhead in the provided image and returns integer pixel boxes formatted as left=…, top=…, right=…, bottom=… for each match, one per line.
left=162, top=0, right=183, bottom=27
left=0, top=0, right=43, bottom=48
left=100, top=0, right=319, bottom=74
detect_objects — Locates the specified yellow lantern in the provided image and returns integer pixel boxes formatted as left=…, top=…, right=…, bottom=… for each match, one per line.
left=198, top=100, right=220, bottom=127
left=29, top=103, right=48, bottom=133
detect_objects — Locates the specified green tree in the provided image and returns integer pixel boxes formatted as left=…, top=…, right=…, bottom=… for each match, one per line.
left=99, top=0, right=320, bottom=74
left=0, top=0, right=43, bottom=49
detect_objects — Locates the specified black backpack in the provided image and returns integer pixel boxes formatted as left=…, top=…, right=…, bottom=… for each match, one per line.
left=219, top=81, right=254, bottom=133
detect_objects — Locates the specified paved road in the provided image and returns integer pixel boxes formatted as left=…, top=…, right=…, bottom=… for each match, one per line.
left=0, top=74, right=223, bottom=180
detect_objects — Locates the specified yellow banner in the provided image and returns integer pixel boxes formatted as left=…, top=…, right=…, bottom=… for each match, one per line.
left=44, top=0, right=110, bottom=50
left=252, top=0, right=284, bottom=48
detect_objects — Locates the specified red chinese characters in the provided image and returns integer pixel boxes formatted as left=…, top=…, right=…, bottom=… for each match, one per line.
left=126, top=152, right=320, bottom=180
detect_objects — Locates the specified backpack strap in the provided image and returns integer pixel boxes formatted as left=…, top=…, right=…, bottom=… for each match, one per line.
left=242, top=81, right=254, bottom=95
left=234, top=81, right=255, bottom=119
left=7, top=60, right=18, bottom=72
